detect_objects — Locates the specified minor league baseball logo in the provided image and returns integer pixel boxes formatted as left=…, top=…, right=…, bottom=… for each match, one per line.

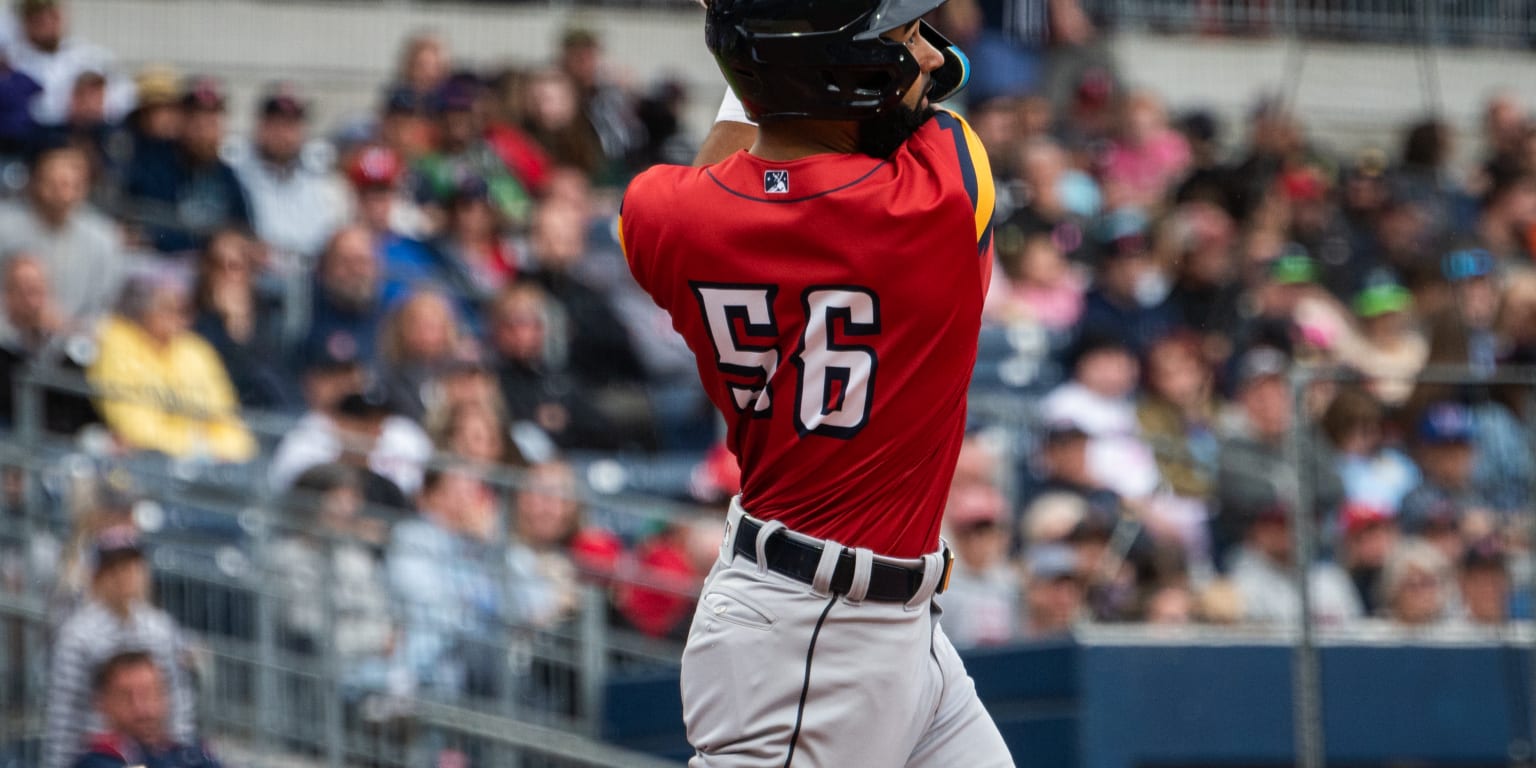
left=764, top=170, right=789, bottom=194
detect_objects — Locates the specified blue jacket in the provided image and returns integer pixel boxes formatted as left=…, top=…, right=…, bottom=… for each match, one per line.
left=71, top=734, right=222, bottom=768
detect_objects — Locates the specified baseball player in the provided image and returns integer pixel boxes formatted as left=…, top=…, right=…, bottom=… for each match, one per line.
left=620, top=0, right=1013, bottom=765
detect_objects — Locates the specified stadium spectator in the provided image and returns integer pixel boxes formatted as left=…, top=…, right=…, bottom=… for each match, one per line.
left=429, top=398, right=519, bottom=468
left=232, top=83, right=346, bottom=261
left=190, top=228, right=293, bottom=410
left=1482, top=92, right=1527, bottom=169
left=1474, top=160, right=1536, bottom=264
left=1320, top=386, right=1420, bottom=514
left=1378, top=539, right=1454, bottom=627
left=1212, top=347, right=1343, bottom=562
left=486, top=282, right=611, bottom=451
left=1333, top=282, right=1427, bottom=406
left=44, top=526, right=195, bottom=768
left=982, top=216, right=1086, bottom=331
left=508, top=460, right=622, bottom=628
left=0, top=252, right=98, bottom=434
left=482, top=67, right=554, bottom=195
left=1399, top=402, right=1493, bottom=532
left=413, top=72, right=532, bottom=231
left=387, top=466, right=507, bottom=701
left=121, top=76, right=251, bottom=255
left=7, top=0, right=134, bottom=127
left=301, top=224, right=392, bottom=368
left=347, top=142, right=431, bottom=246
left=69, top=650, right=221, bottom=768
left=1039, top=333, right=1161, bottom=500
left=1226, top=504, right=1362, bottom=625
left=1018, top=422, right=1121, bottom=550
left=613, top=514, right=717, bottom=640
left=940, top=440, right=1021, bottom=649
left=1076, top=219, right=1178, bottom=356
left=34, top=69, right=112, bottom=174
left=430, top=174, right=517, bottom=302
left=86, top=270, right=257, bottom=462
left=1337, top=502, right=1399, bottom=615
left=1136, top=331, right=1218, bottom=502
left=521, top=67, right=604, bottom=178
left=0, top=144, right=126, bottom=320
left=374, top=287, right=465, bottom=421
left=556, top=27, right=643, bottom=181
left=1101, top=90, right=1191, bottom=211
left=376, top=85, right=434, bottom=173
left=389, top=31, right=448, bottom=108
left=523, top=198, right=645, bottom=388
left=269, top=362, right=431, bottom=505
left=266, top=464, right=394, bottom=690
left=1020, top=543, right=1085, bottom=639
left=1458, top=538, right=1510, bottom=626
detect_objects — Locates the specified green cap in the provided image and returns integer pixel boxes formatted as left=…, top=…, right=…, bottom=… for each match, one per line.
left=1269, top=252, right=1317, bottom=285
left=1353, top=283, right=1412, bottom=318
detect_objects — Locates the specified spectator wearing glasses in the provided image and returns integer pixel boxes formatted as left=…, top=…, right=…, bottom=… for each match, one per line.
left=190, top=228, right=294, bottom=410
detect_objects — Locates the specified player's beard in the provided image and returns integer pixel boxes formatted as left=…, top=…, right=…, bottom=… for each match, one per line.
left=857, top=101, right=936, bottom=159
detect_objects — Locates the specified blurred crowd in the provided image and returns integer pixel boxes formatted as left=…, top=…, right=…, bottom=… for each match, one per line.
left=0, top=0, right=1533, bottom=763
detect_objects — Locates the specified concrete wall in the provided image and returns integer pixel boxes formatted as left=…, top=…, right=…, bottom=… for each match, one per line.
left=61, top=0, right=1536, bottom=169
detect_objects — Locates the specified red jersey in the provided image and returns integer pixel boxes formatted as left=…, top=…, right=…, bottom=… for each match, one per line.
left=621, top=110, right=995, bottom=557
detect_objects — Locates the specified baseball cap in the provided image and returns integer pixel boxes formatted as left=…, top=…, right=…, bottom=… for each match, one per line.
left=1442, top=248, right=1495, bottom=282
left=1340, top=502, right=1391, bottom=536
left=336, top=388, right=397, bottom=419
left=382, top=86, right=427, bottom=117
left=1236, top=346, right=1290, bottom=387
left=345, top=145, right=403, bottom=190
left=90, top=525, right=145, bottom=573
left=1461, top=537, right=1507, bottom=572
left=259, top=83, right=308, bottom=120
left=434, top=72, right=483, bottom=114
left=1417, top=402, right=1474, bottom=445
left=180, top=76, right=226, bottom=112
left=1279, top=167, right=1329, bottom=203
left=134, top=66, right=181, bottom=107
left=1352, top=283, right=1412, bottom=319
left=1025, top=544, right=1079, bottom=582
left=1268, top=248, right=1318, bottom=285
left=1043, top=420, right=1089, bottom=445
left=302, top=332, right=363, bottom=374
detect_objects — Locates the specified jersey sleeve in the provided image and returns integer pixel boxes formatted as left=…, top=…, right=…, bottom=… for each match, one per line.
left=932, top=109, right=997, bottom=293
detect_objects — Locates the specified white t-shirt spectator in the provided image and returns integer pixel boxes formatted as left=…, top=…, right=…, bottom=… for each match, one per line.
left=230, top=145, right=349, bottom=260
left=6, top=33, right=135, bottom=125
left=268, top=412, right=434, bottom=496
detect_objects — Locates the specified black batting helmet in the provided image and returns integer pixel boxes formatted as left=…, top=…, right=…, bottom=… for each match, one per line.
left=706, top=0, right=970, bottom=122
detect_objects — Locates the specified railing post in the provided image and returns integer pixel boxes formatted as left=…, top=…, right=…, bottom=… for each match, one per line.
left=578, top=585, right=608, bottom=739
left=252, top=502, right=280, bottom=760
left=1284, top=366, right=1324, bottom=768
left=321, top=529, right=345, bottom=768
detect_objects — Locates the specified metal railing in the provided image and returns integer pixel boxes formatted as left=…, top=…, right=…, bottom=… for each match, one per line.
left=0, top=365, right=695, bottom=768
left=1084, top=0, right=1536, bottom=47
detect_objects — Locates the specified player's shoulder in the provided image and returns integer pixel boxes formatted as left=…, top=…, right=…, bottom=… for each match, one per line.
left=623, top=161, right=708, bottom=214
left=908, top=108, right=987, bottom=167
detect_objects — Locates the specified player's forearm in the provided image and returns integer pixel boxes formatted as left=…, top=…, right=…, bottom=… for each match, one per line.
left=694, top=88, right=759, bottom=166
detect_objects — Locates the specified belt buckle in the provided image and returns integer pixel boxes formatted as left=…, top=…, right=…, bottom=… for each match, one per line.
left=936, top=547, right=955, bottom=595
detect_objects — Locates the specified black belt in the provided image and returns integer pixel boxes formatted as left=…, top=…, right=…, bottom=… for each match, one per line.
left=732, top=516, right=953, bottom=603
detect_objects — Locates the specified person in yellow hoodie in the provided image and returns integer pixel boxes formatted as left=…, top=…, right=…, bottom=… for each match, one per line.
left=87, top=270, right=256, bottom=462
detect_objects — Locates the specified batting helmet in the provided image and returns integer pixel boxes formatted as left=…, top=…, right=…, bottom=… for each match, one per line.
left=706, top=0, right=970, bottom=121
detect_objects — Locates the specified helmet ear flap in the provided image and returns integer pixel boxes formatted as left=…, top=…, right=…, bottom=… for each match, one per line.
left=920, top=22, right=969, bottom=104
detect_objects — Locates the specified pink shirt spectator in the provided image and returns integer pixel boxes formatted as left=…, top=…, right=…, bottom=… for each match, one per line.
left=1102, top=130, right=1191, bottom=209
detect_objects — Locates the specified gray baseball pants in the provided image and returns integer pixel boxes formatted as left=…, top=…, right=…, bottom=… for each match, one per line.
left=680, top=499, right=1016, bottom=767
